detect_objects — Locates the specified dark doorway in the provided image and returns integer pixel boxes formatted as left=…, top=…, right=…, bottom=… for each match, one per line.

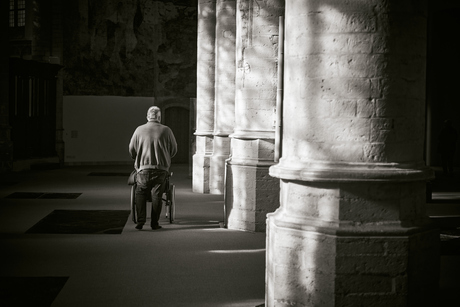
left=8, top=58, right=61, bottom=160
left=164, top=106, right=190, bottom=164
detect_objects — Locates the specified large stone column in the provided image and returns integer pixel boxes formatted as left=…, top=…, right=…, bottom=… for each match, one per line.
left=226, top=0, right=284, bottom=231
left=210, top=0, right=236, bottom=195
left=267, top=0, right=438, bottom=306
left=193, top=0, right=216, bottom=193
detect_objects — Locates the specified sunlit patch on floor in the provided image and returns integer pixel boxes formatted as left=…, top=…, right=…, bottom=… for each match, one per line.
left=26, top=210, right=130, bottom=234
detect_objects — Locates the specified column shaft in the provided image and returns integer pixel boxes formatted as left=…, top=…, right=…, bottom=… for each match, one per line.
left=210, top=0, right=236, bottom=195
left=193, top=0, right=216, bottom=193
left=226, top=0, right=284, bottom=231
left=267, top=0, right=438, bottom=306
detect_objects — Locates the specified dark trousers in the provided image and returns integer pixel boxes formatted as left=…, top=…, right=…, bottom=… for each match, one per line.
left=135, top=169, right=168, bottom=226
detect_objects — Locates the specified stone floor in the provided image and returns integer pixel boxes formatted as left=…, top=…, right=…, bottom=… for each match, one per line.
left=0, top=164, right=458, bottom=306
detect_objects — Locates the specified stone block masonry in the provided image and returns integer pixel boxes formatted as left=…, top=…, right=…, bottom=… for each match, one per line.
left=227, top=162, right=279, bottom=232
left=224, top=0, right=284, bottom=232
left=267, top=0, right=438, bottom=306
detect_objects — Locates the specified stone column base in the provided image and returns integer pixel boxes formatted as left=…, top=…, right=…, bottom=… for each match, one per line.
left=209, top=135, right=230, bottom=194
left=192, top=153, right=211, bottom=193
left=266, top=212, right=439, bottom=306
left=225, top=161, right=279, bottom=232
left=266, top=167, right=439, bottom=306
left=192, top=135, right=213, bottom=193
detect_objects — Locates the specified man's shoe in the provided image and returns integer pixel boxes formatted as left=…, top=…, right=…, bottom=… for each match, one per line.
left=135, top=223, right=144, bottom=230
left=151, top=225, right=162, bottom=230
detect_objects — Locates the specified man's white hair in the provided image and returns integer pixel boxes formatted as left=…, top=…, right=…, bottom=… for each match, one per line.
left=147, top=106, right=161, bottom=121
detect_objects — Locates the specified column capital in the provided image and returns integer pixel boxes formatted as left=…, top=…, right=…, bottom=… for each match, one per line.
left=194, top=130, right=214, bottom=137
left=230, top=130, right=275, bottom=140
left=270, top=159, right=434, bottom=182
left=213, top=130, right=232, bottom=137
left=269, top=211, right=435, bottom=236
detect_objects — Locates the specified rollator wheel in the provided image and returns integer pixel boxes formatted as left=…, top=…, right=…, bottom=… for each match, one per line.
left=168, top=184, right=175, bottom=223
left=131, top=184, right=137, bottom=224
left=166, top=203, right=172, bottom=224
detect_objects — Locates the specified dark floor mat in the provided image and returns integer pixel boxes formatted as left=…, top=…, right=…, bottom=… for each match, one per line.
left=0, top=276, right=68, bottom=307
left=39, top=193, right=82, bottom=199
left=88, top=172, right=130, bottom=176
left=26, top=210, right=131, bottom=234
left=5, top=192, right=45, bottom=199
left=5, top=192, right=81, bottom=199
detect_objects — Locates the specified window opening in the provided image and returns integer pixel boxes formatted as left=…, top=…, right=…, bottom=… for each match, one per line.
left=9, top=0, right=26, bottom=28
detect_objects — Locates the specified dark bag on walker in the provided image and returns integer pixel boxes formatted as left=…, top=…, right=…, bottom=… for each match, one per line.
left=128, top=170, right=137, bottom=185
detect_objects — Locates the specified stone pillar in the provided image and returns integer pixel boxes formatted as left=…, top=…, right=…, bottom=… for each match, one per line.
left=267, top=0, right=438, bottom=306
left=210, top=0, right=236, bottom=195
left=226, top=0, right=284, bottom=231
left=193, top=0, right=216, bottom=193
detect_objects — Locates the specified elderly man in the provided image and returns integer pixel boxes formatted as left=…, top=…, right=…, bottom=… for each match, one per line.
left=129, top=106, right=177, bottom=230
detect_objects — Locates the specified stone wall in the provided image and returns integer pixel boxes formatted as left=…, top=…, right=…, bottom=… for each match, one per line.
left=62, top=0, right=197, bottom=98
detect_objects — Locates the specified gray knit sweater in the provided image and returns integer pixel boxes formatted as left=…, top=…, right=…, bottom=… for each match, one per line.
left=129, top=121, right=177, bottom=172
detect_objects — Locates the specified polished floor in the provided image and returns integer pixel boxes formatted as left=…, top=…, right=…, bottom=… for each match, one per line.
left=0, top=164, right=459, bottom=306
